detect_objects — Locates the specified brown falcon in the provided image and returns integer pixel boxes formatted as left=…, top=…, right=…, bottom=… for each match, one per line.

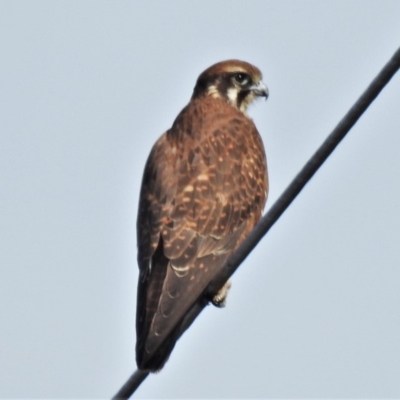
left=136, top=60, right=269, bottom=371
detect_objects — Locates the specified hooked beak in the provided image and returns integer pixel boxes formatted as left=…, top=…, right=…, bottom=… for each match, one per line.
left=251, top=81, right=269, bottom=99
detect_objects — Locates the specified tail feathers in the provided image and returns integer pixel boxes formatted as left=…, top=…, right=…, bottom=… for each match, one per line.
left=136, top=318, right=183, bottom=372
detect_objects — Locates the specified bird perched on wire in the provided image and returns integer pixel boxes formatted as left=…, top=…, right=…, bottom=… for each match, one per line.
left=136, top=60, right=269, bottom=371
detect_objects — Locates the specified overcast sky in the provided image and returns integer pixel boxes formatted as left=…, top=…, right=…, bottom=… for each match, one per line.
left=1, top=1, right=400, bottom=398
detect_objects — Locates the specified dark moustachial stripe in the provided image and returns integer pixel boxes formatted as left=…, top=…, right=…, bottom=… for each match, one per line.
left=237, top=89, right=250, bottom=109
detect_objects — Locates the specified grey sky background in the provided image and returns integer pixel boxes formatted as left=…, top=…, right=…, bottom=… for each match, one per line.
left=1, top=1, right=400, bottom=398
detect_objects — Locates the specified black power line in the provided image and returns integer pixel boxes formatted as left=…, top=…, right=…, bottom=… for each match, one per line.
left=112, top=46, right=400, bottom=399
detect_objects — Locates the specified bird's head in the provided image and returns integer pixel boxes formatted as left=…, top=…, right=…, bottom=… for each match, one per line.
left=192, top=59, right=268, bottom=113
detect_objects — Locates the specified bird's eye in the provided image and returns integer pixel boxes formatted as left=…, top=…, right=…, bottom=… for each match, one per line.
left=233, top=73, right=249, bottom=85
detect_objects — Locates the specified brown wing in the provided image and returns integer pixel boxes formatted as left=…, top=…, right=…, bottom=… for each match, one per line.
left=136, top=97, right=268, bottom=371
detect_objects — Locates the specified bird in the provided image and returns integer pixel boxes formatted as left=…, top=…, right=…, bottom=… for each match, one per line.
left=136, top=60, right=269, bottom=371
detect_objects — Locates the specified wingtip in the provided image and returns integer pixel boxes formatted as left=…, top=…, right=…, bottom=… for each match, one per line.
left=136, top=318, right=183, bottom=372
left=136, top=342, right=173, bottom=373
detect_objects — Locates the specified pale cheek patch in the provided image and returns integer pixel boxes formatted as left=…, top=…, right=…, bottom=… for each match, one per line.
left=227, top=88, right=239, bottom=106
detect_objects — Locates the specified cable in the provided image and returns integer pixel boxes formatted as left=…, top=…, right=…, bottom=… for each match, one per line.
left=112, top=46, right=400, bottom=399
